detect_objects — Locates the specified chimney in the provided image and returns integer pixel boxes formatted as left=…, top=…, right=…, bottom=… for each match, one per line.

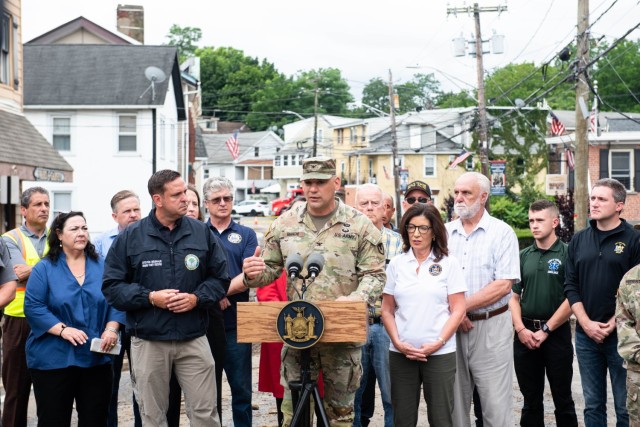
left=117, top=4, right=144, bottom=43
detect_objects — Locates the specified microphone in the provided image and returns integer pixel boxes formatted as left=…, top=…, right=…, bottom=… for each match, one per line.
left=285, top=253, right=304, bottom=280
left=306, top=253, right=325, bottom=280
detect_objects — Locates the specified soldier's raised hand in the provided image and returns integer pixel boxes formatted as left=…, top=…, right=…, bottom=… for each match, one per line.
left=243, top=246, right=265, bottom=280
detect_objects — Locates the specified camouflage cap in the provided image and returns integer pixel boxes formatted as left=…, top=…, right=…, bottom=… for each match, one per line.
left=300, top=157, right=336, bottom=181
left=405, top=180, right=432, bottom=198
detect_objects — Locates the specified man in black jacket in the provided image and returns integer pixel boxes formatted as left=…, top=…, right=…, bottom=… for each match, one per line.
left=103, top=170, right=229, bottom=427
left=564, top=178, right=640, bottom=427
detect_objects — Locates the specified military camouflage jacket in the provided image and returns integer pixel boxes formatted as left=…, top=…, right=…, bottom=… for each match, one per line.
left=616, top=265, right=640, bottom=371
left=245, top=199, right=386, bottom=305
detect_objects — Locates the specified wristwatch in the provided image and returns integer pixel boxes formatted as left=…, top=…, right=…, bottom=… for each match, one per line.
left=541, top=323, right=551, bottom=334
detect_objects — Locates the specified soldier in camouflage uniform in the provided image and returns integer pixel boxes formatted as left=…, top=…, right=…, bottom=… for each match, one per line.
left=243, top=157, right=386, bottom=427
left=616, top=265, right=640, bottom=425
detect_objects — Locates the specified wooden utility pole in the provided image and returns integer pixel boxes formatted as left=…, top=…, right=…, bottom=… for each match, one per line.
left=312, top=81, right=319, bottom=157
left=447, top=3, right=507, bottom=179
left=574, top=0, right=589, bottom=231
left=388, top=69, right=402, bottom=226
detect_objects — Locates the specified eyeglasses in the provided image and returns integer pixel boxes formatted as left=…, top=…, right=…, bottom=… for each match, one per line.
left=405, top=196, right=430, bottom=205
left=206, top=196, right=233, bottom=205
left=406, top=224, right=433, bottom=234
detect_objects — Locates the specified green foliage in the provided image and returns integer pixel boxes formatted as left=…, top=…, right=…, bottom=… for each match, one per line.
left=593, top=39, right=640, bottom=113
left=489, top=197, right=529, bottom=229
left=197, top=46, right=281, bottom=123
left=166, top=25, right=202, bottom=63
left=361, top=73, right=441, bottom=114
left=436, top=90, right=477, bottom=108
left=484, top=62, right=574, bottom=110
left=487, top=107, right=549, bottom=195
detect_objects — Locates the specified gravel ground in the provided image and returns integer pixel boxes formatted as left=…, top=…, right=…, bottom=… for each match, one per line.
left=22, top=336, right=617, bottom=426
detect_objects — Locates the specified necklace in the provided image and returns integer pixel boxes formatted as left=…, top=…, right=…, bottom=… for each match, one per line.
left=74, top=272, right=85, bottom=279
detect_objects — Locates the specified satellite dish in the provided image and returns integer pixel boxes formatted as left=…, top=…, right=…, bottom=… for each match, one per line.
left=139, top=66, right=167, bottom=101
left=145, top=66, right=167, bottom=83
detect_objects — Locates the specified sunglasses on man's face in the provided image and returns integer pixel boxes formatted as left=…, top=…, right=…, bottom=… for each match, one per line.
left=405, top=196, right=430, bottom=205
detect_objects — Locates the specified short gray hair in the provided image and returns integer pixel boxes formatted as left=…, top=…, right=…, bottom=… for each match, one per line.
left=355, top=183, right=383, bottom=204
left=458, top=172, right=490, bottom=195
left=203, top=177, right=234, bottom=200
left=21, top=187, right=49, bottom=208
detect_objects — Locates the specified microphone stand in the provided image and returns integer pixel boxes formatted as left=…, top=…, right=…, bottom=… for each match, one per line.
left=288, top=274, right=330, bottom=427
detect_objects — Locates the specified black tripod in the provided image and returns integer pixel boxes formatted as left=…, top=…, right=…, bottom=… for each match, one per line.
left=289, top=348, right=330, bottom=427
left=287, top=275, right=330, bottom=427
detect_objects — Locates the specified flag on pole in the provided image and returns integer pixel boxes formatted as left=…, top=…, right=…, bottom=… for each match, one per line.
left=225, top=131, right=240, bottom=160
left=251, top=180, right=256, bottom=194
left=565, top=148, right=575, bottom=171
left=549, top=112, right=566, bottom=136
left=448, top=149, right=472, bottom=170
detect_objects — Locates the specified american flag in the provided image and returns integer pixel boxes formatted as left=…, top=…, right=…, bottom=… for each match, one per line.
left=550, top=112, right=566, bottom=136
left=565, top=148, right=575, bottom=171
left=448, top=149, right=472, bottom=170
left=225, top=131, right=240, bottom=160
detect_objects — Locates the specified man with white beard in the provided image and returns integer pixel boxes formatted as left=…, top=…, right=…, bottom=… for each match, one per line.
left=445, top=172, right=521, bottom=427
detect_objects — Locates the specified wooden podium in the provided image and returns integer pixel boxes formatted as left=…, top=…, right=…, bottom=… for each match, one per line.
left=237, top=301, right=368, bottom=344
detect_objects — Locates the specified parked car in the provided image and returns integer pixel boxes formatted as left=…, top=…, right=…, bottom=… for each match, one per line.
left=233, top=200, right=272, bottom=216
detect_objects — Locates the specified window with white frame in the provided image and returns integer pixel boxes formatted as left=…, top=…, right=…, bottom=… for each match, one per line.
left=275, top=156, right=281, bottom=167
left=423, top=155, right=436, bottom=177
left=0, top=13, right=10, bottom=85
left=283, top=155, right=289, bottom=166
left=203, top=168, right=210, bottom=179
left=52, top=117, right=71, bottom=151
left=53, top=192, right=72, bottom=217
left=118, top=115, right=137, bottom=152
left=368, top=159, right=374, bottom=178
left=611, top=150, right=632, bottom=190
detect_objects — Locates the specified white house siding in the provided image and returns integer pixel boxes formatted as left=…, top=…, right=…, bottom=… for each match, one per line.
left=25, top=104, right=179, bottom=237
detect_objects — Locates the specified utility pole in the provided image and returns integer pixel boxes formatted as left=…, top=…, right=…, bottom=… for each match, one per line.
left=574, top=0, right=589, bottom=231
left=389, top=69, right=402, bottom=226
left=447, top=3, right=507, bottom=179
left=312, top=80, right=319, bottom=157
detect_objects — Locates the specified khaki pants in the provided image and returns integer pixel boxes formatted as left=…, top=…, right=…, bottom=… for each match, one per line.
left=130, top=336, right=219, bottom=427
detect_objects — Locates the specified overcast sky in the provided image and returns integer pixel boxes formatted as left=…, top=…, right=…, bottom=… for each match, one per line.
left=21, top=0, right=640, bottom=103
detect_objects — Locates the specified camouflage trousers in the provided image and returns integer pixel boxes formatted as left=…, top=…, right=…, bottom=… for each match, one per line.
left=629, top=370, right=640, bottom=426
left=281, top=343, right=362, bottom=427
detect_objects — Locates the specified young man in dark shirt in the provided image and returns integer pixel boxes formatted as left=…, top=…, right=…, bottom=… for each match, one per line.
left=564, top=178, right=640, bottom=427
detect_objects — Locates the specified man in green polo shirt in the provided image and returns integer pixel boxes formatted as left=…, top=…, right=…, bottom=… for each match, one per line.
left=509, top=199, right=578, bottom=427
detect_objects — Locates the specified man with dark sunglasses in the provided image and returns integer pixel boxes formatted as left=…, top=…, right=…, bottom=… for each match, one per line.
left=401, top=180, right=432, bottom=214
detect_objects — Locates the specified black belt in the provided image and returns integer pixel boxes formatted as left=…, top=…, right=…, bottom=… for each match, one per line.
left=467, top=304, right=509, bottom=321
left=369, top=316, right=381, bottom=325
left=522, top=317, right=548, bottom=330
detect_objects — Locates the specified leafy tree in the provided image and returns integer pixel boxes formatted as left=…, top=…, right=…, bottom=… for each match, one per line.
left=436, top=90, right=477, bottom=108
left=554, top=189, right=574, bottom=243
left=166, top=25, right=202, bottom=62
left=197, top=46, right=281, bottom=122
left=361, top=73, right=442, bottom=114
left=484, top=62, right=574, bottom=110
left=246, top=74, right=298, bottom=130
left=489, top=197, right=529, bottom=229
left=486, top=107, right=549, bottom=196
left=289, top=68, right=354, bottom=116
left=593, top=39, right=640, bottom=113
left=361, top=78, right=389, bottom=113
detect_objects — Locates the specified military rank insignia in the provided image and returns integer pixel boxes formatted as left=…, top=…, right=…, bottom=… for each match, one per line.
left=277, top=301, right=325, bottom=349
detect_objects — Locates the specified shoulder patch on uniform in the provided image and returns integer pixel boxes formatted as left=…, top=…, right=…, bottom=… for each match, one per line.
left=377, top=243, right=384, bottom=255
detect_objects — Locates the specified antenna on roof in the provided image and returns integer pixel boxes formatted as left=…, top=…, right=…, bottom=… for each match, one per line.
left=139, top=66, right=167, bottom=101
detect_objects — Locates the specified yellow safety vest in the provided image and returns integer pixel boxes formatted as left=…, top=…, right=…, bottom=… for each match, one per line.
left=2, top=228, right=49, bottom=317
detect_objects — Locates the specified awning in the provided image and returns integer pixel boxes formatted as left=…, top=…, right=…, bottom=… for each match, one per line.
left=261, top=183, right=281, bottom=193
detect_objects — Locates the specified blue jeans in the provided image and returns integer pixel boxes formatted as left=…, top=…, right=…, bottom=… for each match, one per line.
left=224, top=330, right=252, bottom=427
left=353, top=323, right=393, bottom=427
left=575, top=330, right=628, bottom=427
